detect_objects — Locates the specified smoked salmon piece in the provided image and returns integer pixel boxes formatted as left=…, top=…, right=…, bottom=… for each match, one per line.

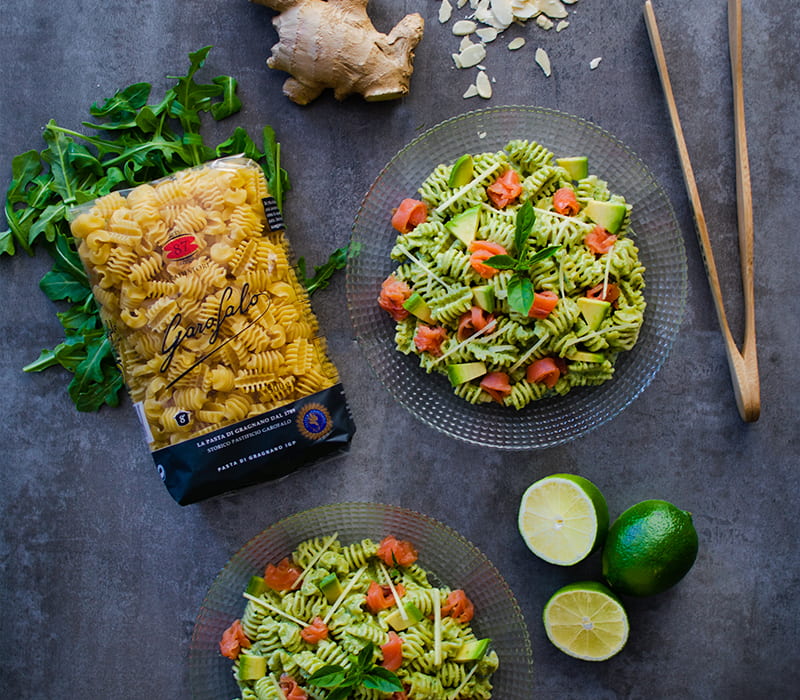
left=264, top=558, right=302, bottom=591
left=365, top=581, right=406, bottom=613
left=391, top=198, right=428, bottom=234
left=441, top=589, right=475, bottom=623
left=413, top=325, right=448, bottom=356
left=487, top=169, right=522, bottom=208
left=377, top=535, right=419, bottom=567
left=552, top=187, right=581, bottom=216
left=480, top=372, right=512, bottom=404
left=526, top=357, right=562, bottom=388
left=468, top=240, right=508, bottom=278
left=219, top=619, right=251, bottom=660
left=457, top=306, right=495, bottom=342
left=584, top=225, right=617, bottom=254
left=378, top=275, right=413, bottom=321
left=528, top=290, right=559, bottom=319
left=300, top=616, right=329, bottom=644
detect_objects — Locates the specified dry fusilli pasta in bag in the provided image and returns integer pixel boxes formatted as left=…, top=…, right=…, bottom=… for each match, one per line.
left=69, top=157, right=355, bottom=504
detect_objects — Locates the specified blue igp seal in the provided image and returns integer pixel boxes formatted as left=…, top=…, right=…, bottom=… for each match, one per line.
left=297, top=403, right=332, bottom=440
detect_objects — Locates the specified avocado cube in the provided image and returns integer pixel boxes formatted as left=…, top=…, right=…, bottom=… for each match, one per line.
left=455, top=638, right=490, bottom=662
left=245, top=575, right=268, bottom=597
left=446, top=362, right=487, bottom=387
left=556, top=156, right=589, bottom=181
left=584, top=199, right=628, bottom=234
left=577, top=297, right=611, bottom=331
left=402, top=292, right=434, bottom=324
left=445, top=206, right=481, bottom=246
left=566, top=349, right=606, bottom=363
left=472, top=285, right=495, bottom=313
left=448, top=153, right=475, bottom=188
left=237, top=654, right=267, bottom=680
left=385, top=601, right=425, bottom=631
left=318, top=573, right=343, bottom=604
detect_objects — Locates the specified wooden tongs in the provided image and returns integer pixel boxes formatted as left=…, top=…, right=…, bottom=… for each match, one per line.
left=644, top=0, right=760, bottom=422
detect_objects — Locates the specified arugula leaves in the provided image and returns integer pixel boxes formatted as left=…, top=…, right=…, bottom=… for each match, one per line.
left=297, top=245, right=349, bottom=295
left=484, top=200, right=561, bottom=316
left=1, top=46, right=327, bottom=412
left=307, top=642, right=403, bottom=700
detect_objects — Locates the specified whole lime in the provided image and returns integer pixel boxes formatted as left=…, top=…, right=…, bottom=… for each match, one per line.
left=602, top=499, right=699, bottom=597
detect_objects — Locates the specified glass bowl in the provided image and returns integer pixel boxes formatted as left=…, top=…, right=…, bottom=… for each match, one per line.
left=346, top=105, right=687, bottom=449
left=189, top=502, right=533, bottom=698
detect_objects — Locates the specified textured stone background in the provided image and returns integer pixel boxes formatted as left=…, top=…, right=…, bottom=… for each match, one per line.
left=1, top=1, right=797, bottom=697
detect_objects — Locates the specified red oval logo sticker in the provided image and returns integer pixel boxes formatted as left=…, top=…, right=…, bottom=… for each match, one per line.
left=163, top=234, right=199, bottom=260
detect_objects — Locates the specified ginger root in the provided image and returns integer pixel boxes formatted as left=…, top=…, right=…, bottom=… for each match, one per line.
left=252, top=0, right=425, bottom=105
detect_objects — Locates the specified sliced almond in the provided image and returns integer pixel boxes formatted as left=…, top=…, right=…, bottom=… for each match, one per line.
left=476, top=70, right=493, bottom=98
left=463, top=83, right=479, bottom=98
left=508, top=37, right=526, bottom=50
left=475, top=26, right=499, bottom=42
left=512, top=1, right=540, bottom=20
left=536, top=15, right=554, bottom=30
left=453, top=19, right=478, bottom=35
left=535, top=47, right=551, bottom=76
left=536, top=0, right=569, bottom=19
left=589, top=56, right=602, bottom=70
left=491, top=0, right=514, bottom=26
left=459, top=43, right=488, bottom=68
left=439, top=0, right=453, bottom=23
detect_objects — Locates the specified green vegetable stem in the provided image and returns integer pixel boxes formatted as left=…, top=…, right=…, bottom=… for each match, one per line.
left=1, top=46, right=345, bottom=412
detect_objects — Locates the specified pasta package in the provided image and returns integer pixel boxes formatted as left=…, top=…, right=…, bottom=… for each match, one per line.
left=69, top=157, right=355, bottom=504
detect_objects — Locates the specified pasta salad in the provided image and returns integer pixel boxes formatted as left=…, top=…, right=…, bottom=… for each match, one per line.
left=378, top=140, right=646, bottom=408
left=219, top=533, right=498, bottom=699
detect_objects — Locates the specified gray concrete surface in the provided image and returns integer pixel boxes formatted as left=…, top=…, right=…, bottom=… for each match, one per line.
left=1, top=1, right=797, bottom=697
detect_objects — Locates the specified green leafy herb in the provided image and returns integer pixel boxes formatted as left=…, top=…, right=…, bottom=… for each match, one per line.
left=1, top=46, right=340, bottom=412
left=308, top=642, right=403, bottom=700
left=483, top=201, right=561, bottom=316
left=297, top=245, right=349, bottom=295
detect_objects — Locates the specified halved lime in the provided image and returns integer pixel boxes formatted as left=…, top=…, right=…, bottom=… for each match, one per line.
left=543, top=581, right=629, bottom=661
left=517, top=473, right=609, bottom=565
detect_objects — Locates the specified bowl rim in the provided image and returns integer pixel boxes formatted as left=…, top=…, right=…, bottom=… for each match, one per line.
left=346, top=104, right=687, bottom=449
left=189, top=501, right=535, bottom=697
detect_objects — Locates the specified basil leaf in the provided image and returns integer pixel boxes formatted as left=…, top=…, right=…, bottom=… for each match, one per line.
left=356, top=642, right=376, bottom=672
left=326, top=689, right=351, bottom=700
left=362, top=668, right=404, bottom=692
left=308, top=664, right=346, bottom=688
left=481, top=253, right=517, bottom=271
left=514, top=200, right=536, bottom=255
left=526, top=244, right=561, bottom=266
left=507, top=274, right=535, bottom=316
